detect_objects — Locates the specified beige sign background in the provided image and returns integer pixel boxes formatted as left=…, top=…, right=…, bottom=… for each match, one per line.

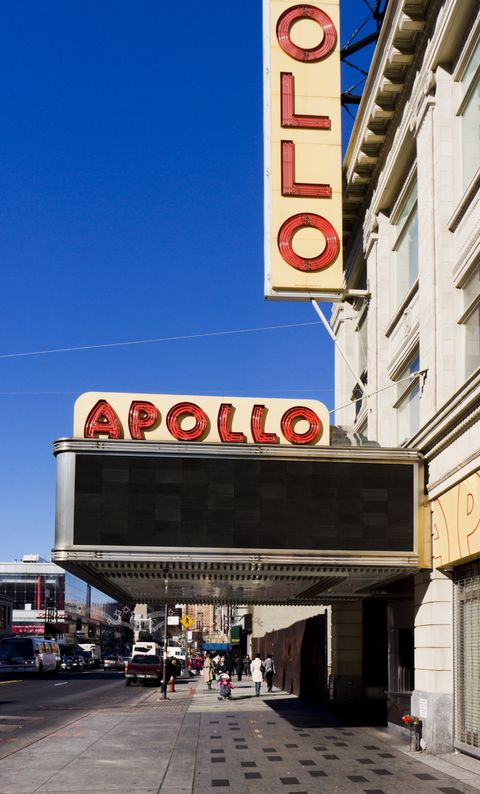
left=433, top=471, right=480, bottom=566
left=264, top=0, right=343, bottom=299
left=74, top=392, right=330, bottom=447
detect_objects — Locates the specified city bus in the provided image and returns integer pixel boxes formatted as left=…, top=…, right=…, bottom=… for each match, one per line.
left=0, top=636, right=60, bottom=675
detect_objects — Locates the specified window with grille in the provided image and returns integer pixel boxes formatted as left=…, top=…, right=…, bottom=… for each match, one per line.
left=455, top=562, right=480, bottom=755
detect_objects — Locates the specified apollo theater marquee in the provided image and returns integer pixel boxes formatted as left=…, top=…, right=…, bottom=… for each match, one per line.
left=52, top=2, right=428, bottom=606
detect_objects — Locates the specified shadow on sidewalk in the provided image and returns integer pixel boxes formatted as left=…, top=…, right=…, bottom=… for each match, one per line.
left=263, top=694, right=388, bottom=729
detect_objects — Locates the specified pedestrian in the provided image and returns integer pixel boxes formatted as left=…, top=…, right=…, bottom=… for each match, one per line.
left=215, top=655, right=227, bottom=678
left=235, top=655, right=243, bottom=681
left=165, top=656, right=179, bottom=684
left=250, top=653, right=264, bottom=697
left=226, top=652, right=236, bottom=677
left=243, top=654, right=251, bottom=675
left=204, top=652, right=215, bottom=690
left=264, top=653, right=275, bottom=692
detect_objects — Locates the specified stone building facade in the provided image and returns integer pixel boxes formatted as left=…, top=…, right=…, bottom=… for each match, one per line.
left=334, top=0, right=479, bottom=755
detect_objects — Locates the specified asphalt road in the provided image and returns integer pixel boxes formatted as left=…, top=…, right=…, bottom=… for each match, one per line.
left=0, top=668, right=149, bottom=759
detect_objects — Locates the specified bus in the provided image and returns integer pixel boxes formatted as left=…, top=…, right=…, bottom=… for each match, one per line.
left=0, top=636, right=59, bottom=675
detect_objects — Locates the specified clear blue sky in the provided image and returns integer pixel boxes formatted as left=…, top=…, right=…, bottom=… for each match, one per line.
left=0, top=1, right=377, bottom=561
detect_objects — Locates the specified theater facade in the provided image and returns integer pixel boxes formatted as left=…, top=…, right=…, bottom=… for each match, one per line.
left=53, top=392, right=427, bottom=607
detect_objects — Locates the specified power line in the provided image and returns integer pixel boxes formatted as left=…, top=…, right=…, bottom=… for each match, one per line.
left=0, top=321, right=324, bottom=361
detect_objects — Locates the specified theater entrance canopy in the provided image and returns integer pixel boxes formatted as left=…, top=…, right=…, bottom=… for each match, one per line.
left=51, top=393, right=428, bottom=606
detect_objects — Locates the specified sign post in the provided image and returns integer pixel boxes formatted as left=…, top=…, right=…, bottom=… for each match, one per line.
left=163, top=573, right=169, bottom=700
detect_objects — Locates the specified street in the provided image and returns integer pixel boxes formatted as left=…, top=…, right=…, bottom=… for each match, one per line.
left=0, top=668, right=145, bottom=759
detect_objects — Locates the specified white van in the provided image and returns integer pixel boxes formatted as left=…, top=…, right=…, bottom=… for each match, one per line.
left=132, top=641, right=160, bottom=656
left=167, top=646, right=186, bottom=661
left=132, top=642, right=185, bottom=663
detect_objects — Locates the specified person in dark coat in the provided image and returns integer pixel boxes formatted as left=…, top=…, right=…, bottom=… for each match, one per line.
left=165, top=656, right=180, bottom=683
left=264, top=653, right=276, bottom=692
left=235, top=655, right=243, bottom=681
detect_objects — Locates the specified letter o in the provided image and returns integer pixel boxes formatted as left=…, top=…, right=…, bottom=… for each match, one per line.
left=281, top=406, right=322, bottom=445
left=276, top=5, right=337, bottom=62
left=278, top=213, right=339, bottom=272
left=166, top=402, right=208, bottom=441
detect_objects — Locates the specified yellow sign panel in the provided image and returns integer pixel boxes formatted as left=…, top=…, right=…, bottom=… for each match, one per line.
left=181, top=615, right=193, bottom=629
left=73, top=392, right=330, bottom=447
left=434, top=472, right=480, bottom=567
left=264, top=0, right=343, bottom=299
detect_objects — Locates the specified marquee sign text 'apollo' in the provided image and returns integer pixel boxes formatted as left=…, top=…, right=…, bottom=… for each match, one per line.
left=74, top=392, right=330, bottom=447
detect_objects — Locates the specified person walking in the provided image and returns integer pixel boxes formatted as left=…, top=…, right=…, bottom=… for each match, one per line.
left=250, top=653, right=264, bottom=697
left=235, top=655, right=243, bottom=681
left=204, top=652, right=215, bottom=690
left=264, top=653, right=275, bottom=692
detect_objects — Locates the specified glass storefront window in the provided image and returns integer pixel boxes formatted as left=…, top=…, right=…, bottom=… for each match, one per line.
left=65, top=573, right=88, bottom=618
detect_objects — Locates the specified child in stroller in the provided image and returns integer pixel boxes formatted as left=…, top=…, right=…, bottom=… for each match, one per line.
left=217, top=672, right=234, bottom=700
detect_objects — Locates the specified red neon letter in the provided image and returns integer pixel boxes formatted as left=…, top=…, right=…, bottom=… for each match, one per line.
left=278, top=213, right=339, bottom=272
left=166, top=402, right=208, bottom=442
left=128, top=401, right=159, bottom=440
left=281, top=141, right=331, bottom=198
left=281, top=73, right=331, bottom=129
left=84, top=400, right=123, bottom=439
left=251, top=405, right=279, bottom=444
left=276, top=5, right=337, bottom=62
left=218, top=404, right=246, bottom=443
left=281, top=406, right=322, bottom=445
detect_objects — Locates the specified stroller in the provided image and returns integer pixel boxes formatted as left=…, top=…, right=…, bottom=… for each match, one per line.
left=217, top=672, right=234, bottom=700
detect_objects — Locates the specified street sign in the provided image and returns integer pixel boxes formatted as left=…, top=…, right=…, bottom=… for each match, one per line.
left=180, top=615, right=193, bottom=629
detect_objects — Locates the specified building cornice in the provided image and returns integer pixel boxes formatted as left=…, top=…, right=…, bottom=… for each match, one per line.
left=342, top=0, right=478, bottom=247
left=343, top=0, right=429, bottom=241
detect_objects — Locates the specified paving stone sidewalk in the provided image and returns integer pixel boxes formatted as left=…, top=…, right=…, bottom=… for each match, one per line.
left=0, top=677, right=479, bottom=794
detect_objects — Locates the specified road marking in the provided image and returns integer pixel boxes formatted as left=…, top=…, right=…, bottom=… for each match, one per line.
left=53, top=681, right=69, bottom=686
left=0, top=680, right=21, bottom=685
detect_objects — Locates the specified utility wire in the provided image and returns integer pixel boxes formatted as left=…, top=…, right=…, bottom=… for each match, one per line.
left=0, top=321, right=323, bottom=361
left=330, top=370, right=428, bottom=414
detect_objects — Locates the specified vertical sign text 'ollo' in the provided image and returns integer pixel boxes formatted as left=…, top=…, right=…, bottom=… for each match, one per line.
left=264, top=1, right=343, bottom=299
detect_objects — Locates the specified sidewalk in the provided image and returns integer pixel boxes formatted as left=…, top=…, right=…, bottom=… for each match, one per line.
left=1, top=677, right=480, bottom=793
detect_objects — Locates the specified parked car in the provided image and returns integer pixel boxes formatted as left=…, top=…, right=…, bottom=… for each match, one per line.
left=103, top=654, right=124, bottom=670
left=124, top=654, right=162, bottom=686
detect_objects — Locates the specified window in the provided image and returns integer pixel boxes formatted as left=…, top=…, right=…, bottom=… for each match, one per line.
left=394, top=351, right=421, bottom=444
left=393, top=181, right=418, bottom=305
left=351, top=305, right=368, bottom=421
left=460, top=266, right=480, bottom=377
left=356, top=310, right=368, bottom=377
left=459, top=36, right=480, bottom=190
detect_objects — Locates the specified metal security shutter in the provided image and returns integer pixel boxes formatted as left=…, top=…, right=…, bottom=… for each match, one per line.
left=455, top=562, right=480, bottom=756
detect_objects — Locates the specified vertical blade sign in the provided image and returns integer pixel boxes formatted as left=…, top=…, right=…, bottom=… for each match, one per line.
left=264, top=1, right=343, bottom=299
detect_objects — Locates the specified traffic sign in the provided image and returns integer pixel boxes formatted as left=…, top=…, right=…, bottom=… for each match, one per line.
left=180, top=615, right=193, bottom=629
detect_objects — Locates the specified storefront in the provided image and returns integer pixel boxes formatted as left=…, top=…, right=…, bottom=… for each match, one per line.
left=434, top=471, right=480, bottom=757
